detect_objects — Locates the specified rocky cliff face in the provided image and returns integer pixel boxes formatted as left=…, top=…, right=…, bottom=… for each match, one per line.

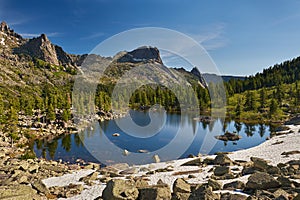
left=191, top=67, right=208, bottom=87
left=14, top=33, right=77, bottom=66
left=116, top=46, right=163, bottom=64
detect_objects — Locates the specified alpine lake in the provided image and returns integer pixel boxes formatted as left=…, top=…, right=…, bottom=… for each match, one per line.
left=32, top=110, right=276, bottom=165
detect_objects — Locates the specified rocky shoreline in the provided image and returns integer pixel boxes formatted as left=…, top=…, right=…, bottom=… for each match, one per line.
left=0, top=118, right=300, bottom=199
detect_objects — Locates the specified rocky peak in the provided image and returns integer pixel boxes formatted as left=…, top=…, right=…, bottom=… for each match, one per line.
left=117, top=46, right=163, bottom=64
left=14, top=33, right=59, bottom=65
left=0, top=21, right=23, bottom=41
left=40, top=33, right=48, bottom=42
left=14, top=33, right=78, bottom=67
left=0, top=21, right=9, bottom=32
left=191, top=67, right=207, bottom=88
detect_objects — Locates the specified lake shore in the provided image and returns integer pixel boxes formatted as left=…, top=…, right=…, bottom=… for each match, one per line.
left=1, top=118, right=300, bottom=199
left=37, top=124, right=300, bottom=199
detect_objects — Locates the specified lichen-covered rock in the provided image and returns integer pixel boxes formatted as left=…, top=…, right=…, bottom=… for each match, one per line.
left=214, top=154, right=233, bottom=166
left=245, top=172, right=281, bottom=190
left=223, top=180, right=245, bottom=190
left=0, top=185, right=40, bottom=200
left=214, top=166, right=231, bottom=176
left=138, top=184, right=171, bottom=200
left=102, top=179, right=139, bottom=200
left=221, top=192, right=247, bottom=200
left=173, top=178, right=191, bottom=194
left=207, top=179, right=222, bottom=191
left=189, top=185, right=220, bottom=200
left=181, top=158, right=202, bottom=166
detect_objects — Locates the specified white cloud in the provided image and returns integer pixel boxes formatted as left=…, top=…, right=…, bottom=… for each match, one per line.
left=80, top=32, right=105, bottom=40
left=20, top=32, right=61, bottom=38
left=187, top=23, right=228, bottom=51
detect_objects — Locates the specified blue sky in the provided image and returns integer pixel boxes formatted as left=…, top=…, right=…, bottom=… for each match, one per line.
left=1, top=0, right=300, bottom=75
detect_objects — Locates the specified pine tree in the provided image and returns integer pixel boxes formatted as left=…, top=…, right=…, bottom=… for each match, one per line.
left=235, top=97, right=243, bottom=118
left=47, top=104, right=56, bottom=121
left=269, top=98, right=278, bottom=117
left=259, top=88, right=266, bottom=110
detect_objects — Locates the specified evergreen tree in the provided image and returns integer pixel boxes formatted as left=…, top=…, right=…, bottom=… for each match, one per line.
left=259, top=88, right=266, bottom=110
left=269, top=98, right=278, bottom=117
left=47, top=104, right=56, bottom=121
left=235, top=97, right=243, bottom=118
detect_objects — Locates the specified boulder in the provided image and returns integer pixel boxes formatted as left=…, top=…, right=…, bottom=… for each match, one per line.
left=220, top=192, right=247, bottom=200
left=135, top=179, right=149, bottom=188
left=214, top=154, right=233, bottom=166
left=277, top=176, right=294, bottom=188
left=207, top=179, right=222, bottom=191
left=214, top=166, right=231, bottom=176
left=273, top=189, right=289, bottom=200
left=0, top=185, right=40, bottom=200
left=250, top=157, right=269, bottom=171
left=173, top=178, right=191, bottom=193
left=181, top=158, right=202, bottom=166
left=223, top=180, right=245, bottom=190
left=120, top=167, right=139, bottom=175
left=79, top=171, right=99, bottom=183
left=138, top=184, right=171, bottom=200
left=102, top=179, right=139, bottom=200
left=32, top=179, right=49, bottom=194
left=189, top=185, right=220, bottom=200
left=245, top=172, right=281, bottom=190
left=215, top=131, right=241, bottom=141
left=153, top=155, right=160, bottom=163
left=19, top=160, right=30, bottom=171
left=294, top=194, right=300, bottom=200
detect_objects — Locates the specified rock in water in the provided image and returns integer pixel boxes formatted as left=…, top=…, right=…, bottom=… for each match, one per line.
left=123, top=149, right=129, bottom=156
left=215, top=131, right=242, bottom=141
left=153, top=154, right=160, bottom=163
left=138, top=149, right=149, bottom=153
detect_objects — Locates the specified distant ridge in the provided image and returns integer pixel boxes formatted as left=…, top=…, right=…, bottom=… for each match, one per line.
left=203, top=73, right=245, bottom=83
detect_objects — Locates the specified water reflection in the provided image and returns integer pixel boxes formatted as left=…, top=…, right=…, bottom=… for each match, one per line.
left=33, top=111, right=271, bottom=165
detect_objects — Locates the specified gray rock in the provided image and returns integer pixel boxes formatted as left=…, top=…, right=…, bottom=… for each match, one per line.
left=102, top=179, right=139, bottom=200
left=245, top=172, right=281, bottom=190
left=189, top=185, right=220, bottom=200
left=214, top=154, right=233, bottom=166
left=223, top=180, right=245, bottom=190
left=221, top=192, right=247, bottom=200
left=207, top=179, right=222, bottom=191
left=294, top=193, right=300, bottom=200
left=181, top=158, right=203, bottom=166
left=250, top=157, right=269, bottom=171
left=214, top=166, right=231, bottom=176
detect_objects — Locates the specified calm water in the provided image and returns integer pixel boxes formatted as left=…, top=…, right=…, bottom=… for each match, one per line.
left=33, top=110, right=273, bottom=165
